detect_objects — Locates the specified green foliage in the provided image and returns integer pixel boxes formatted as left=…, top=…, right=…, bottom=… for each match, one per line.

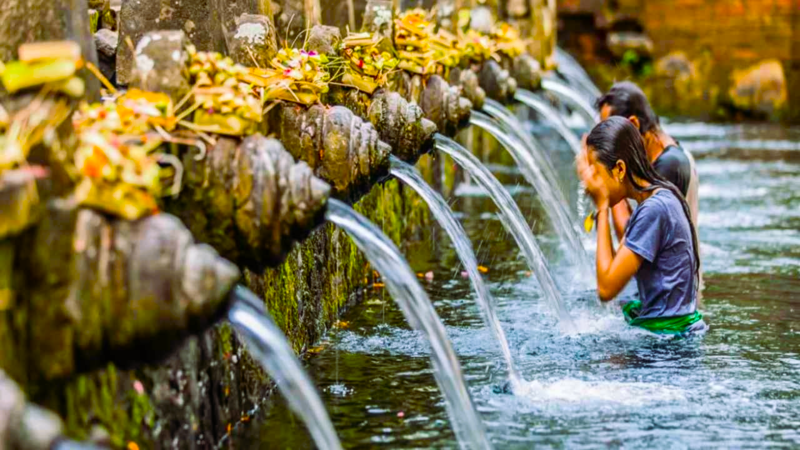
left=619, top=49, right=653, bottom=79
left=621, top=49, right=639, bottom=67
left=89, top=10, right=100, bottom=34
left=62, top=365, right=156, bottom=448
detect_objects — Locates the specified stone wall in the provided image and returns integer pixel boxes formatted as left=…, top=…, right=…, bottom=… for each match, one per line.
left=27, top=157, right=436, bottom=449
left=558, top=0, right=800, bottom=121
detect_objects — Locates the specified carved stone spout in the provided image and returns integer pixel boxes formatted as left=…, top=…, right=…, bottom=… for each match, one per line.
left=448, top=67, right=486, bottom=111
left=169, top=135, right=331, bottom=271
left=328, top=87, right=437, bottom=163
left=512, top=53, right=543, bottom=91
left=417, top=75, right=472, bottom=135
left=269, top=103, right=392, bottom=201
left=478, top=58, right=517, bottom=103
left=14, top=205, right=240, bottom=381
left=367, top=90, right=438, bottom=161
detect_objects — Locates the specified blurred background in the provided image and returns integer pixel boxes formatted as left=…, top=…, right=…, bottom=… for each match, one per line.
left=557, top=0, right=800, bottom=122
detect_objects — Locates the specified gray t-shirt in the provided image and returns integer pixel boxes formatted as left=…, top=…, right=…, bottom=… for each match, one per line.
left=653, top=145, right=692, bottom=196
left=624, top=189, right=697, bottom=319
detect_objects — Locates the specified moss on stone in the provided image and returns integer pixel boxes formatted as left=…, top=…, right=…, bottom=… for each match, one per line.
left=58, top=365, right=156, bottom=449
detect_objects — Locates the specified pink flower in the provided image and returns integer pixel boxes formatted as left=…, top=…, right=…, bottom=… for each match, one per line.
left=133, top=380, right=145, bottom=395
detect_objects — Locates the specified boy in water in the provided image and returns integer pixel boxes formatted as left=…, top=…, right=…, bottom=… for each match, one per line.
left=595, top=82, right=700, bottom=241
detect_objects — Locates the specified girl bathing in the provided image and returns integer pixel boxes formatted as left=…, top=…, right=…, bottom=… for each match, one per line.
left=577, top=117, right=706, bottom=335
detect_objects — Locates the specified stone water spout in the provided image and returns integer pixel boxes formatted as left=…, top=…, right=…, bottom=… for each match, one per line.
left=300, top=25, right=439, bottom=161
left=394, top=73, right=473, bottom=136
left=448, top=66, right=487, bottom=110
left=4, top=198, right=239, bottom=382
left=268, top=102, right=393, bottom=201
left=169, top=134, right=331, bottom=271
left=476, top=59, right=518, bottom=103
left=124, top=31, right=335, bottom=269
left=300, top=20, right=467, bottom=142
left=358, top=2, right=474, bottom=134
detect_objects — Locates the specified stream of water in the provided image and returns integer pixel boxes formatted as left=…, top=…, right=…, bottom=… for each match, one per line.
left=470, top=110, right=593, bottom=283
left=481, top=99, right=567, bottom=201
left=515, top=89, right=583, bottom=155
left=326, top=199, right=492, bottom=450
left=513, top=89, right=593, bottom=239
left=555, top=47, right=602, bottom=100
left=247, top=119, right=800, bottom=448
left=228, top=286, right=343, bottom=450
left=541, top=78, right=600, bottom=125
left=390, top=156, right=522, bottom=390
left=435, top=135, right=576, bottom=329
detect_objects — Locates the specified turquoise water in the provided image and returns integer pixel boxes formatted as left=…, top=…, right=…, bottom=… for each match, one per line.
left=243, top=122, right=800, bottom=448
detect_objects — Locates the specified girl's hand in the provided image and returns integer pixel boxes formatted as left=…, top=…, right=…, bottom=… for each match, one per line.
left=576, top=146, right=611, bottom=210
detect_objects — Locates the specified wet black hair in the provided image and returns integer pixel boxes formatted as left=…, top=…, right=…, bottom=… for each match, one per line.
left=595, top=81, right=660, bottom=135
left=586, top=116, right=700, bottom=283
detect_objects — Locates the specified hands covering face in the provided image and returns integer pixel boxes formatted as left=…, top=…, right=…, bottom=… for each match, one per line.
left=576, top=138, right=612, bottom=210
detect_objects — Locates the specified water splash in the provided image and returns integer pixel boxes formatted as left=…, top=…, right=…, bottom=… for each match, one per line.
left=513, top=378, right=685, bottom=406
left=434, top=135, right=576, bottom=331
left=541, top=78, right=600, bottom=126
left=390, top=156, right=522, bottom=390
left=326, top=199, right=492, bottom=450
left=471, top=109, right=593, bottom=282
left=228, top=286, right=343, bottom=450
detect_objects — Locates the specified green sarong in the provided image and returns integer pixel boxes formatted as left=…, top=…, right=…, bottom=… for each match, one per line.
left=622, top=300, right=704, bottom=335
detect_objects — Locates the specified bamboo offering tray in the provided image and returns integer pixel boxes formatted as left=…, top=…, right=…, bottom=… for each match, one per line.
left=340, top=32, right=399, bottom=94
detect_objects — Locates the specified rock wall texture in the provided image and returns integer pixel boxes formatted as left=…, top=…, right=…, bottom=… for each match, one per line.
left=558, top=0, right=800, bottom=121
left=20, top=157, right=436, bottom=449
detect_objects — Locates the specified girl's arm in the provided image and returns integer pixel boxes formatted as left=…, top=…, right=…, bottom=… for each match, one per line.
left=595, top=207, right=643, bottom=301
left=575, top=146, right=643, bottom=301
left=611, top=200, right=632, bottom=241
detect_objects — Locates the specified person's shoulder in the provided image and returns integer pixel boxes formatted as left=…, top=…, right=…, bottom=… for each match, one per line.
left=654, top=188, right=682, bottom=205
left=655, top=146, right=690, bottom=169
left=649, top=189, right=688, bottom=221
left=631, top=190, right=671, bottom=221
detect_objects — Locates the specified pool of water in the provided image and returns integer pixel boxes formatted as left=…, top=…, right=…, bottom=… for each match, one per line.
left=244, top=122, right=800, bottom=449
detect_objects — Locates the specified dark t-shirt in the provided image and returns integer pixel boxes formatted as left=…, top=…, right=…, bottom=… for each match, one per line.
left=653, top=145, right=692, bottom=197
left=624, top=189, right=697, bottom=319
